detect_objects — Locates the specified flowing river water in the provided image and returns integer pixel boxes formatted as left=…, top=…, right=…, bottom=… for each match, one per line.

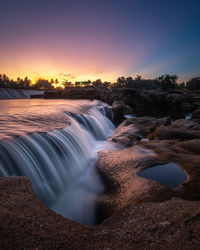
left=0, top=99, right=119, bottom=225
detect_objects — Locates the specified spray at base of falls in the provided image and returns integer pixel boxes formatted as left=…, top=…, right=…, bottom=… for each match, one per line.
left=0, top=104, right=118, bottom=225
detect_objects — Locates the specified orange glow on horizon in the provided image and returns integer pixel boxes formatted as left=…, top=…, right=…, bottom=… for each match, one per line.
left=1, top=70, right=118, bottom=85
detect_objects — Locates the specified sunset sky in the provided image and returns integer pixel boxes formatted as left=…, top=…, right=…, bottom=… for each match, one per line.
left=0, top=0, right=200, bottom=83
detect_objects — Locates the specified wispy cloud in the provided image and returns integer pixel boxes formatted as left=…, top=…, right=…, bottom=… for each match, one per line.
left=59, top=73, right=76, bottom=79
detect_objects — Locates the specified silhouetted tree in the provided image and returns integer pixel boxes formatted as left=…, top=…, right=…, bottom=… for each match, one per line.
left=102, top=81, right=111, bottom=89
left=116, top=77, right=126, bottom=86
left=92, top=79, right=102, bottom=87
left=156, top=74, right=178, bottom=89
left=63, top=80, right=73, bottom=89
left=135, top=75, right=142, bottom=81
left=32, top=78, right=54, bottom=90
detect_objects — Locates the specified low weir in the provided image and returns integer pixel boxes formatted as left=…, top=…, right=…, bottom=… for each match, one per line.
left=0, top=104, right=117, bottom=225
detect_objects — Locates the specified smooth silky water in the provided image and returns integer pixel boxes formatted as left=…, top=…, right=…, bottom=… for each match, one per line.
left=0, top=99, right=120, bottom=225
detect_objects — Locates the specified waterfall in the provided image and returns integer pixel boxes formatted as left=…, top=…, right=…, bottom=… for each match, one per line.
left=0, top=104, right=116, bottom=225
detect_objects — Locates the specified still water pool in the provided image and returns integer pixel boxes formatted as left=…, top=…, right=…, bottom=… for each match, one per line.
left=138, top=162, right=187, bottom=189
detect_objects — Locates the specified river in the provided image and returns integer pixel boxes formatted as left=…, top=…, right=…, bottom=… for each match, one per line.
left=0, top=99, right=119, bottom=225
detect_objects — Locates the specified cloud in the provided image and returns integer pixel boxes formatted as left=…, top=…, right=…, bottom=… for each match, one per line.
left=59, top=73, right=76, bottom=79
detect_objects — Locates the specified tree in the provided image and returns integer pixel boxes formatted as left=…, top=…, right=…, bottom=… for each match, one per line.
left=135, top=75, right=142, bottom=81
left=156, top=74, right=178, bottom=89
left=32, top=78, right=54, bottom=90
left=62, top=80, right=73, bottom=89
left=116, top=77, right=126, bottom=86
left=92, top=79, right=102, bottom=87
left=24, top=77, right=31, bottom=89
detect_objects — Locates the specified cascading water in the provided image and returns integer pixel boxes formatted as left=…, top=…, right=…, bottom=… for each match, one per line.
left=0, top=102, right=118, bottom=225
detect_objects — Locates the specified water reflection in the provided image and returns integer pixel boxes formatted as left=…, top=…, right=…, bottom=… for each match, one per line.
left=138, top=162, right=187, bottom=189
left=0, top=99, right=100, bottom=140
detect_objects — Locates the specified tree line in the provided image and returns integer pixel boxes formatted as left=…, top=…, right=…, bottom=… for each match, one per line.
left=0, top=73, right=200, bottom=91
left=0, top=74, right=60, bottom=90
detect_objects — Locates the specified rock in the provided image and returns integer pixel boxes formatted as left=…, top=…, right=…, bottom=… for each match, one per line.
left=132, top=116, right=170, bottom=137
left=191, top=108, right=200, bottom=122
left=43, top=91, right=62, bottom=99
left=97, top=146, right=173, bottom=219
left=1, top=141, right=200, bottom=249
left=109, top=120, right=141, bottom=147
left=61, top=88, right=88, bottom=99
left=164, top=93, right=187, bottom=118
left=109, top=116, right=170, bottom=146
left=122, top=90, right=167, bottom=117
left=112, top=100, right=132, bottom=125
left=150, top=125, right=200, bottom=140
left=171, top=119, right=200, bottom=130
left=150, top=119, right=200, bottom=140
left=121, top=89, right=200, bottom=118
left=174, top=139, right=200, bottom=155
left=140, top=139, right=200, bottom=201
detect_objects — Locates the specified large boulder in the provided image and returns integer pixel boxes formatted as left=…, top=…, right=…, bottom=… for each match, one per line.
left=112, top=100, right=132, bottom=125
left=133, top=116, right=170, bottom=137
left=164, top=93, right=186, bottom=118
left=109, top=116, right=170, bottom=146
left=109, top=119, right=141, bottom=147
left=174, top=139, right=200, bottom=155
left=121, top=89, right=200, bottom=118
left=150, top=126, right=200, bottom=140
left=150, top=119, right=200, bottom=140
left=191, top=108, right=200, bottom=122
left=122, top=89, right=167, bottom=117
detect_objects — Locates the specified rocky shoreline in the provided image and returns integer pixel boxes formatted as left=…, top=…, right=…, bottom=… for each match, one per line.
left=43, top=87, right=200, bottom=119
left=1, top=90, right=200, bottom=249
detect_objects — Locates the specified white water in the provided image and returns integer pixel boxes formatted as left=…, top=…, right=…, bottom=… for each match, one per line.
left=0, top=100, right=118, bottom=225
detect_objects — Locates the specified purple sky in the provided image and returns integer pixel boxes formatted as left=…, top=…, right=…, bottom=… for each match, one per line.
left=0, top=0, right=200, bottom=83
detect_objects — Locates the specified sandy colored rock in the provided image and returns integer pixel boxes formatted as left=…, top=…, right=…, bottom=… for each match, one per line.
left=97, top=146, right=174, bottom=220
left=109, top=120, right=141, bottom=147
left=1, top=177, right=200, bottom=249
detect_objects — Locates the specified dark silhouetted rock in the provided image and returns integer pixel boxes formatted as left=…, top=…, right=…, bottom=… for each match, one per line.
left=191, top=108, right=200, bottom=122
left=112, top=100, right=132, bottom=125
left=43, top=91, right=62, bottom=99
left=150, top=125, right=200, bottom=140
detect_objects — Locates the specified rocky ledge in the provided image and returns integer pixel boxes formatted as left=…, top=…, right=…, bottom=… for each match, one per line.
left=43, top=87, right=200, bottom=119
left=1, top=177, right=200, bottom=249
left=1, top=107, right=200, bottom=249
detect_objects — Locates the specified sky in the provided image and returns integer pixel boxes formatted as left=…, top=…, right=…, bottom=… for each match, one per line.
left=0, top=0, right=200, bottom=83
